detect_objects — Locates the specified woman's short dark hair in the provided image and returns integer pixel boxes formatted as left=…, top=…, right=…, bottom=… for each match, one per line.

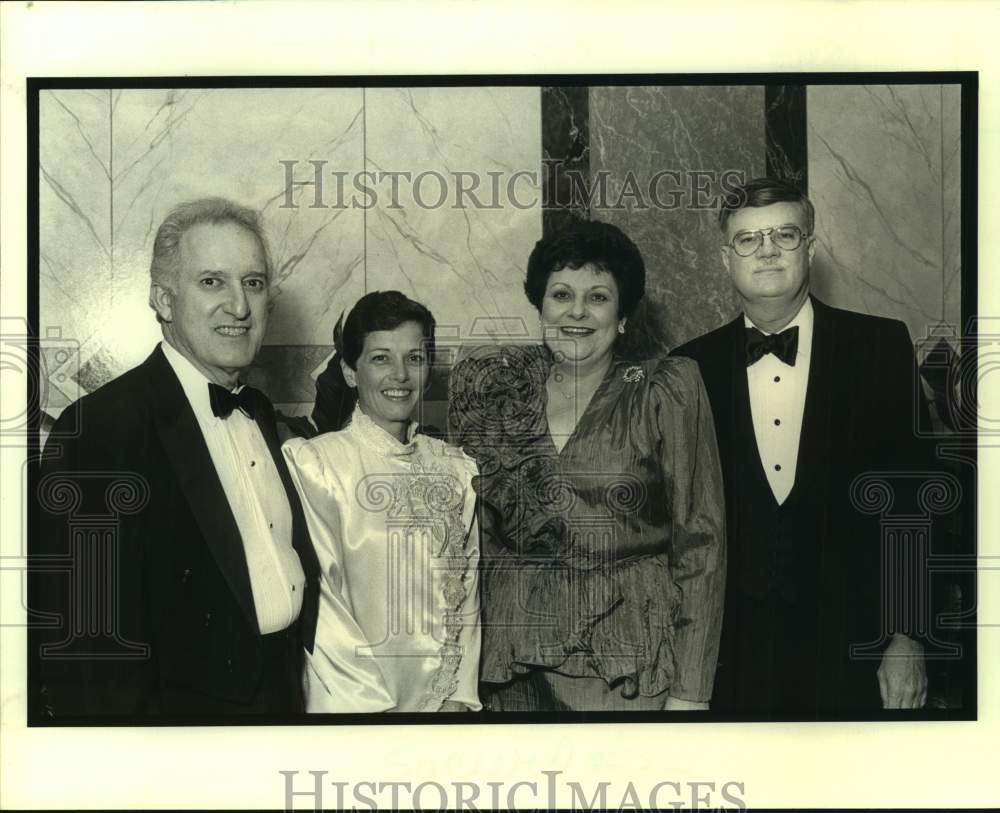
left=312, top=290, right=436, bottom=434
left=523, top=218, right=646, bottom=318
left=338, top=290, right=436, bottom=369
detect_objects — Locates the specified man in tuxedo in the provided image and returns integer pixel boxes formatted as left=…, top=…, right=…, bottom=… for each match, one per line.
left=672, top=177, right=929, bottom=715
left=32, top=198, right=320, bottom=719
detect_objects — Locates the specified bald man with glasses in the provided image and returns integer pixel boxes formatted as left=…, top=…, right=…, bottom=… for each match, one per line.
left=672, top=176, right=931, bottom=716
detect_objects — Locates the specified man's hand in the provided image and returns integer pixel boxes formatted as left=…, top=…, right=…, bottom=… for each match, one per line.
left=664, top=696, right=709, bottom=711
left=878, top=633, right=927, bottom=709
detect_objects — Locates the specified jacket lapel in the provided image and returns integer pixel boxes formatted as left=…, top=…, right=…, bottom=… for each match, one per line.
left=789, top=295, right=837, bottom=502
left=144, top=347, right=259, bottom=633
left=724, top=315, right=747, bottom=469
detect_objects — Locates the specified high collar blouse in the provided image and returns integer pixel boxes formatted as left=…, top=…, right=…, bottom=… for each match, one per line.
left=283, top=406, right=481, bottom=712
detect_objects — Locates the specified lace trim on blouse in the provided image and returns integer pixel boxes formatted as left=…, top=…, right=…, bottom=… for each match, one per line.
left=348, top=404, right=419, bottom=457
left=348, top=404, right=474, bottom=711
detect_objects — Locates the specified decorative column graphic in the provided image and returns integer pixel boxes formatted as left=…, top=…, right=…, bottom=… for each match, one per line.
left=354, top=470, right=470, bottom=653
left=849, top=471, right=963, bottom=659
left=36, top=471, right=151, bottom=658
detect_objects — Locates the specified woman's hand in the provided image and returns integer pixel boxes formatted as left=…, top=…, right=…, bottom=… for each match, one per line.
left=664, top=696, right=709, bottom=711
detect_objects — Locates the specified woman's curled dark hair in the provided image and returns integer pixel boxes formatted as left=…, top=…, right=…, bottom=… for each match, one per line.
left=523, top=218, right=646, bottom=318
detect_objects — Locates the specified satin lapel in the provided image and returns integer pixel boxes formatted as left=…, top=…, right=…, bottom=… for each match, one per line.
left=145, top=347, right=259, bottom=633
left=256, top=404, right=319, bottom=650
left=726, top=317, right=747, bottom=468
left=789, top=296, right=837, bottom=502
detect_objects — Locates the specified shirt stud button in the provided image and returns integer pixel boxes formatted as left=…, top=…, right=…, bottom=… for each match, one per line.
left=774, top=418, right=781, bottom=426
left=775, top=464, right=782, bottom=471
left=250, top=460, right=256, bottom=467
left=774, top=376, right=781, bottom=383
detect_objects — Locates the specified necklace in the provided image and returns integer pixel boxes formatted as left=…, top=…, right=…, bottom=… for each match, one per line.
left=547, top=365, right=607, bottom=405
left=548, top=374, right=576, bottom=401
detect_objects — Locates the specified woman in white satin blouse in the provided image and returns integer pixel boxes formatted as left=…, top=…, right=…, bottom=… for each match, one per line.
left=283, top=291, right=481, bottom=712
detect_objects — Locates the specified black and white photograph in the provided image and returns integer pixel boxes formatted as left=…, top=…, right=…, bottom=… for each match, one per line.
left=1, top=2, right=997, bottom=811
left=23, top=74, right=977, bottom=723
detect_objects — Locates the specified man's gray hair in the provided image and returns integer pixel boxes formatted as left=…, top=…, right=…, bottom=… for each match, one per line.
left=148, top=197, right=273, bottom=293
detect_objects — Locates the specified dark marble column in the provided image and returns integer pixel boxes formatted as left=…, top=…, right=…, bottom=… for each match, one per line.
left=589, top=85, right=766, bottom=347
left=765, top=84, right=808, bottom=189
left=541, top=86, right=590, bottom=235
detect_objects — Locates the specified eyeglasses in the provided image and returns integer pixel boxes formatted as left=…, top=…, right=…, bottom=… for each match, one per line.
left=725, top=225, right=810, bottom=257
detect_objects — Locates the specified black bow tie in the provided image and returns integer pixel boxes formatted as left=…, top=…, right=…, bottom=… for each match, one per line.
left=745, top=325, right=799, bottom=366
left=208, top=383, right=264, bottom=419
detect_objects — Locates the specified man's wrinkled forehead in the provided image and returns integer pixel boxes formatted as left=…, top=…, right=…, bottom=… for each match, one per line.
left=724, top=200, right=811, bottom=235
left=178, top=220, right=269, bottom=276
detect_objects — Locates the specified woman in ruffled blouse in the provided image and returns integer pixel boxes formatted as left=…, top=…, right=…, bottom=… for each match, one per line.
left=448, top=220, right=726, bottom=711
left=283, top=291, right=481, bottom=712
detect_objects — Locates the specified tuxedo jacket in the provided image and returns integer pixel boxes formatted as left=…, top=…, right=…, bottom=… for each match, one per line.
left=672, top=296, right=931, bottom=712
left=31, top=346, right=321, bottom=719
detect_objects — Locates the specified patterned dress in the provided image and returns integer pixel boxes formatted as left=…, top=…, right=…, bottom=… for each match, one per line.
left=283, top=406, right=481, bottom=712
left=448, top=345, right=725, bottom=709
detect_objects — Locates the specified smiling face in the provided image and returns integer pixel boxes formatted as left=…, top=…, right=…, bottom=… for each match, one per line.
left=342, top=321, right=430, bottom=440
left=151, top=221, right=269, bottom=388
left=721, top=201, right=814, bottom=310
left=539, top=263, right=623, bottom=366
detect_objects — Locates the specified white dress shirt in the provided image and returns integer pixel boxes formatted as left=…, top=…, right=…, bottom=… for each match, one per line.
left=161, top=340, right=305, bottom=634
left=744, top=298, right=813, bottom=505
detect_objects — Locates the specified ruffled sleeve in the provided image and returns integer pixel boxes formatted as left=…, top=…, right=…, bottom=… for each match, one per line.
left=408, top=440, right=483, bottom=712
left=281, top=437, right=396, bottom=713
left=447, top=344, right=560, bottom=553
left=648, top=357, right=727, bottom=702
left=443, top=506, right=483, bottom=711
left=449, top=450, right=483, bottom=710
left=447, top=344, right=550, bottom=458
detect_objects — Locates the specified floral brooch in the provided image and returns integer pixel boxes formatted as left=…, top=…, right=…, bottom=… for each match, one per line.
left=623, top=365, right=645, bottom=383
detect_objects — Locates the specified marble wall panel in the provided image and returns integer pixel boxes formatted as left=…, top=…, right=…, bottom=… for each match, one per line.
left=362, top=86, right=543, bottom=430
left=39, top=91, right=115, bottom=406
left=39, top=88, right=367, bottom=414
left=941, top=85, right=962, bottom=336
left=42, top=84, right=959, bottom=424
left=807, top=84, right=962, bottom=351
left=589, top=85, right=766, bottom=349
left=363, top=87, right=542, bottom=339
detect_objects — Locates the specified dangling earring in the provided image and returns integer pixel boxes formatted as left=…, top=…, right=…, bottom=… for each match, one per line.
left=617, top=322, right=626, bottom=335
